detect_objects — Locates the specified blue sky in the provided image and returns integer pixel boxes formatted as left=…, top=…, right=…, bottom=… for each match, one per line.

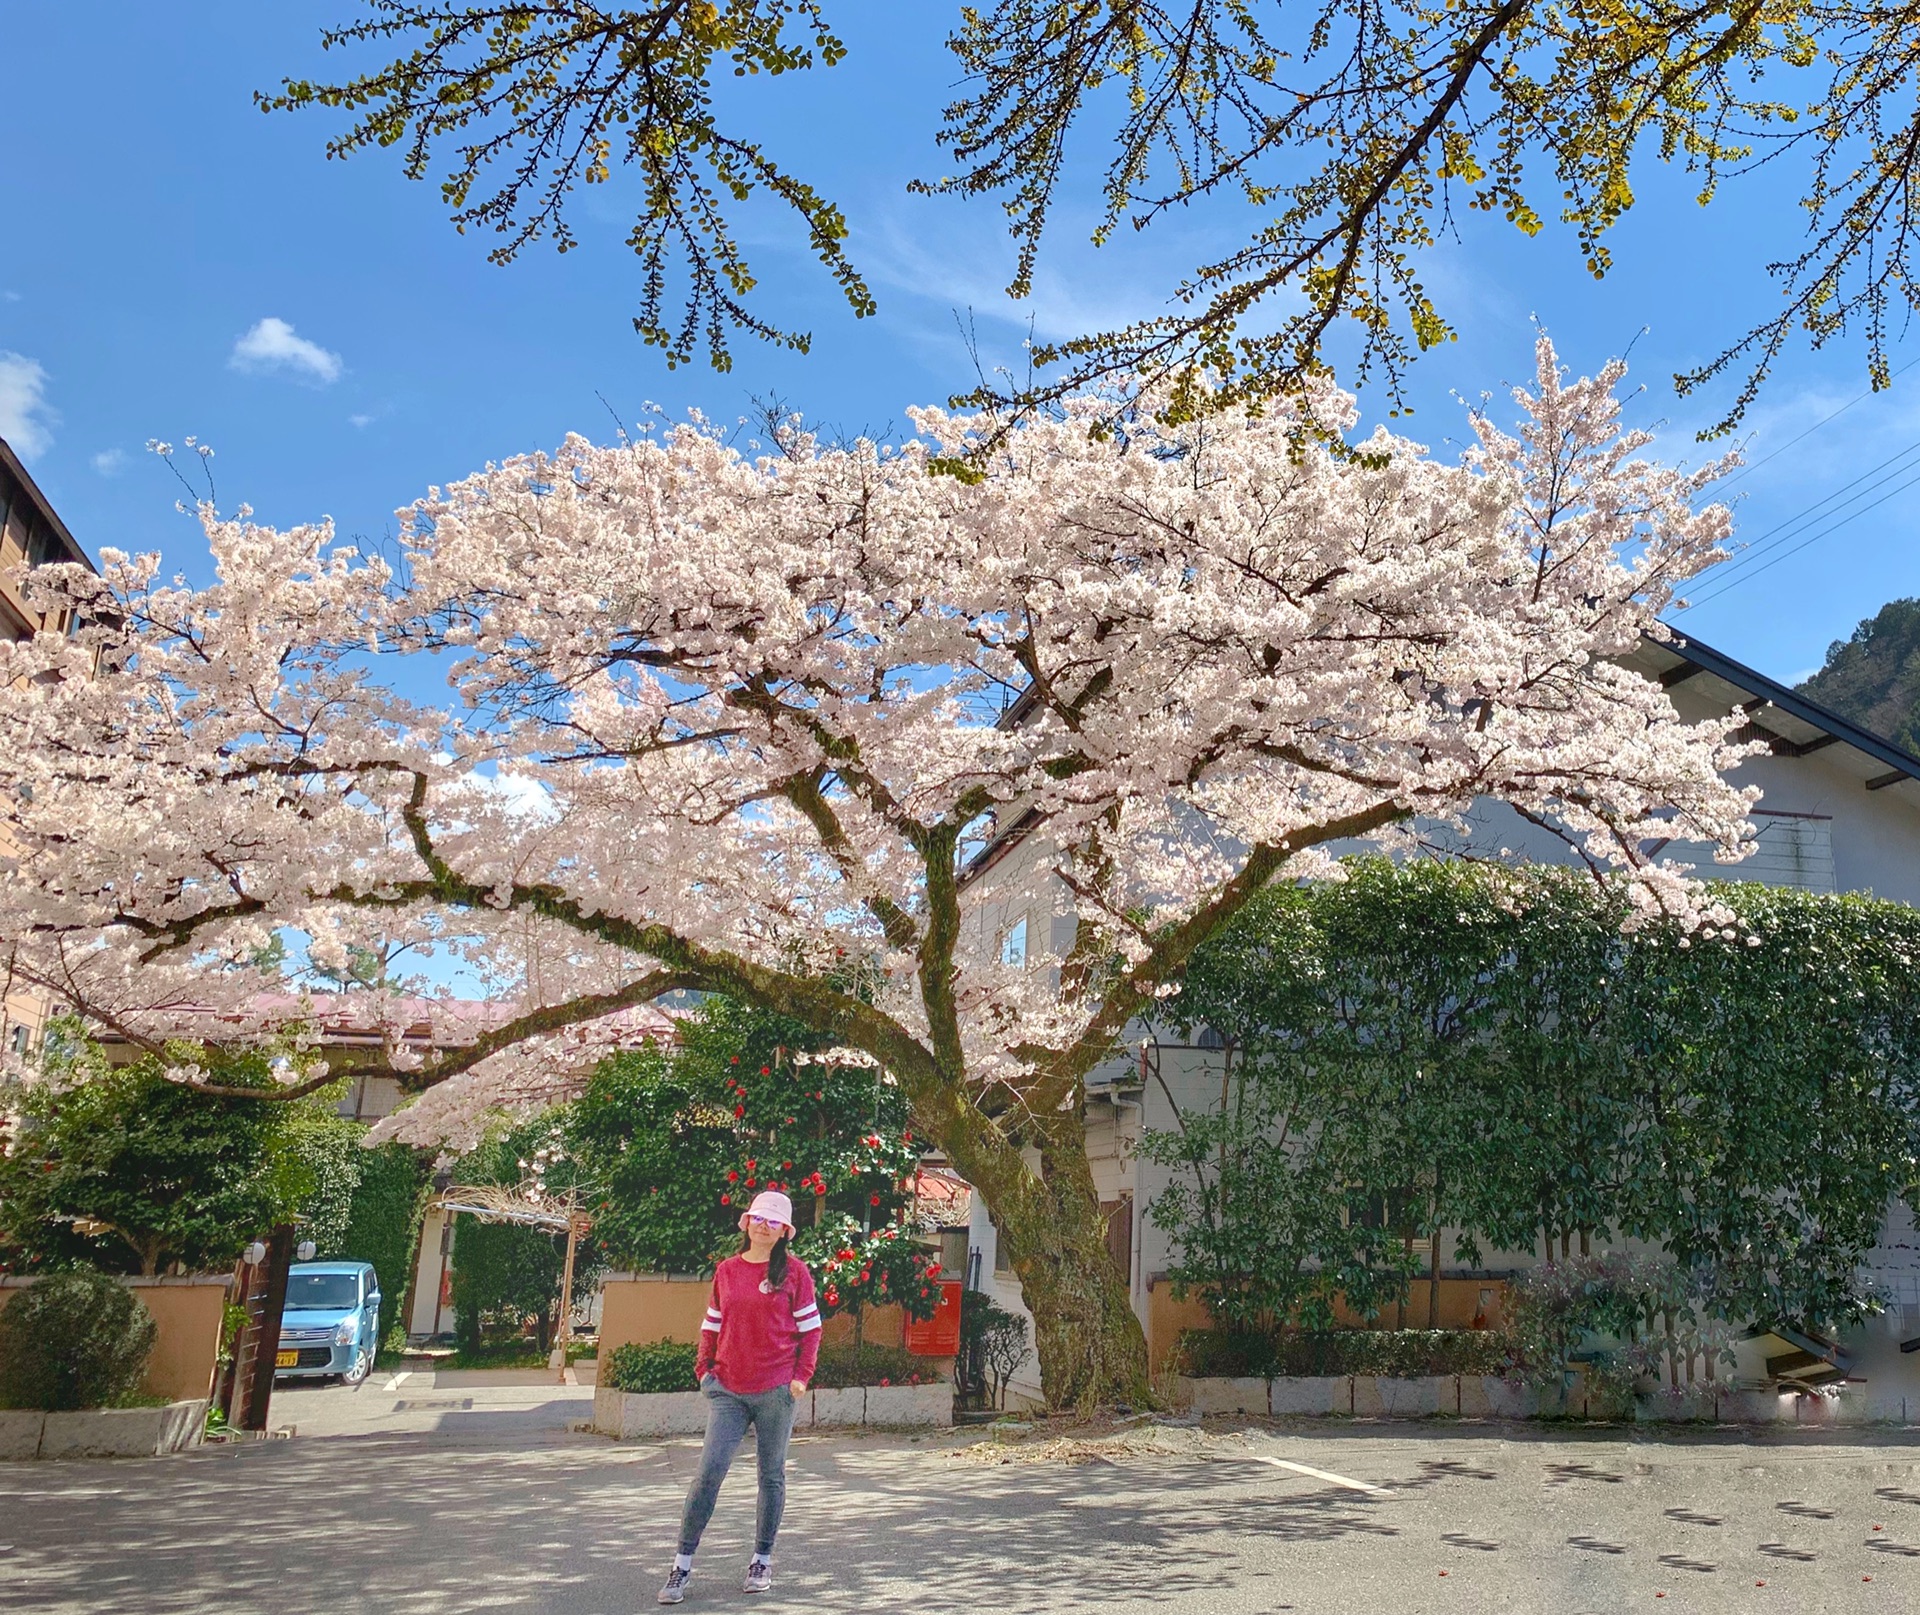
left=3, top=3, right=1916, bottom=688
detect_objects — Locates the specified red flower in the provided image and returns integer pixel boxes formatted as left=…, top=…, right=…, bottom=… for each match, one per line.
left=727, top=1170, right=740, bottom=1182
left=720, top=1193, right=732, bottom=1205
left=824, top=1289, right=839, bottom=1306
left=733, top=1104, right=745, bottom=1118
left=746, top=1159, right=757, bottom=1171
left=812, top=1183, right=826, bottom=1196
left=927, top=1263, right=941, bottom=1276
left=813, top=1091, right=823, bottom=1100
left=730, top=1056, right=740, bottom=1065
left=869, top=1193, right=881, bottom=1205
left=745, top=1177, right=757, bottom=1188
left=879, top=1377, right=890, bottom=1387
left=903, top=1130, right=913, bottom=1143
left=760, top=1065, right=770, bottom=1075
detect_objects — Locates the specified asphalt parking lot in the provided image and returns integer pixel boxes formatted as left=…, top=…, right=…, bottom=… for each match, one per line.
left=0, top=1379, right=1915, bottom=1614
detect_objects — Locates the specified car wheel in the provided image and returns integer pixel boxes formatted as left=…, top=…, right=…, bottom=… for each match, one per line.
left=341, top=1347, right=372, bottom=1387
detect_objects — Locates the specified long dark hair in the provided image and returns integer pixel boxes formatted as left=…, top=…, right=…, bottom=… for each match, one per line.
left=742, top=1229, right=791, bottom=1291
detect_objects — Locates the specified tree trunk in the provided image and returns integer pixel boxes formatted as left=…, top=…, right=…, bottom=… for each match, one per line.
left=926, top=1089, right=1150, bottom=1409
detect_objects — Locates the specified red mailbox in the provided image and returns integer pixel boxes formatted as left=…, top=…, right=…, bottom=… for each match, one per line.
left=904, top=1279, right=964, bottom=1356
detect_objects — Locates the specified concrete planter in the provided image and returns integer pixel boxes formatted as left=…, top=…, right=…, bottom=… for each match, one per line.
left=595, top=1380, right=952, bottom=1438
left=1714, top=1388, right=1790, bottom=1425
left=809, top=1387, right=866, bottom=1427
left=0, top=1410, right=46, bottom=1460
left=1636, top=1387, right=1716, bottom=1423
left=1354, top=1375, right=1455, bottom=1418
left=1269, top=1376, right=1351, bottom=1415
left=27, top=1399, right=206, bottom=1460
left=1179, top=1375, right=1270, bottom=1415
left=593, top=1386, right=707, bottom=1438
left=1459, top=1377, right=1544, bottom=1420
left=863, top=1382, right=952, bottom=1427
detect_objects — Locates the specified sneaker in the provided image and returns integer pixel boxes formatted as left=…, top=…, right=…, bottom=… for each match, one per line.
left=743, top=1560, right=774, bottom=1594
left=657, top=1565, right=692, bottom=1605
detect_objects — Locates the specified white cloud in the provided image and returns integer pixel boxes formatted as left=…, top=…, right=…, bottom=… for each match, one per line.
left=0, top=351, right=56, bottom=458
left=229, top=317, right=343, bottom=385
left=1, top=291, right=20, bottom=304
left=91, top=448, right=127, bottom=476
left=349, top=413, right=374, bottom=428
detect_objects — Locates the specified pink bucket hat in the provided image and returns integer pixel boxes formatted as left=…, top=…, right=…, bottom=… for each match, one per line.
left=742, top=1189, right=796, bottom=1235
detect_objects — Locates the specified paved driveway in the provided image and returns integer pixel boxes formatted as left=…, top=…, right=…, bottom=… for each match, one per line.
left=1, top=1389, right=1916, bottom=1614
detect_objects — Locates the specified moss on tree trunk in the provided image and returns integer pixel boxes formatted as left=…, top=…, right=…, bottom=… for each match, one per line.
left=922, top=1085, right=1150, bottom=1409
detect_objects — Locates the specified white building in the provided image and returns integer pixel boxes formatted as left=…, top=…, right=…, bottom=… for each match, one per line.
left=958, top=631, right=1920, bottom=1406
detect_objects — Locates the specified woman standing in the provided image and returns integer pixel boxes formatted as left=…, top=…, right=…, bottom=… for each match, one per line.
left=659, top=1189, right=822, bottom=1603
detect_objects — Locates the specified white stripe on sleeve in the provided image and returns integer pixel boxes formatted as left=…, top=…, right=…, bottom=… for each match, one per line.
left=795, top=1314, right=822, bottom=1333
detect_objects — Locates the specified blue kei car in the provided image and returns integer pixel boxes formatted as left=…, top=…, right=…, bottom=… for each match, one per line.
left=275, top=1261, right=382, bottom=1386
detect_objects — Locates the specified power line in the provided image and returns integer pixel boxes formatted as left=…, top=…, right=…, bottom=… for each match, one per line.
left=1682, top=459, right=1920, bottom=610
left=1680, top=434, right=1920, bottom=601
left=1713, top=355, right=1920, bottom=494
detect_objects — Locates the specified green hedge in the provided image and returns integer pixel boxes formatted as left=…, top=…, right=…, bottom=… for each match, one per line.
left=810, top=1342, right=942, bottom=1388
left=601, top=1337, right=945, bottom=1392
left=605, top=1338, right=699, bottom=1394
left=334, top=1143, right=430, bottom=1353
left=1176, top=1327, right=1507, bottom=1379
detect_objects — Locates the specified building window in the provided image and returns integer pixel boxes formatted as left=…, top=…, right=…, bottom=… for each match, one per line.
left=999, top=915, right=1028, bottom=968
left=8, top=1024, right=29, bottom=1058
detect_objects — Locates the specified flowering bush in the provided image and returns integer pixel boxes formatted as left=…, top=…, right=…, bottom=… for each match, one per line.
left=797, top=1212, right=942, bottom=1324
left=1502, top=1254, right=1738, bottom=1402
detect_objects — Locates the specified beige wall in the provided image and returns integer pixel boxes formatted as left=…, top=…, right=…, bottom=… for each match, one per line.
left=598, top=1275, right=715, bottom=1352
left=128, top=1277, right=228, bottom=1402
left=0, top=1275, right=227, bottom=1404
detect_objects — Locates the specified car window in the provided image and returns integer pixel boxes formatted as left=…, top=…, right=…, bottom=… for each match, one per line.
left=285, top=1272, right=360, bottom=1310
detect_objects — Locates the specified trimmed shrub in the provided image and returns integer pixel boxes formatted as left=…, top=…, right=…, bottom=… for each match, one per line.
left=605, top=1338, right=699, bottom=1394
left=811, top=1342, right=940, bottom=1389
left=0, top=1272, right=158, bottom=1410
left=1175, top=1327, right=1507, bottom=1380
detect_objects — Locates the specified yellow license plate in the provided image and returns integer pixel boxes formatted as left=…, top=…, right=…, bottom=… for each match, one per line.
left=276, top=1350, right=298, bottom=1368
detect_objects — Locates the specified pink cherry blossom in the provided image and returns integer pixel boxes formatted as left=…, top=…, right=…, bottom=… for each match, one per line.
left=0, top=338, right=1753, bottom=1157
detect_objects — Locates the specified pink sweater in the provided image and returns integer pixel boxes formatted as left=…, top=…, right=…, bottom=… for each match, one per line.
left=695, top=1254, right=823, bottom=1395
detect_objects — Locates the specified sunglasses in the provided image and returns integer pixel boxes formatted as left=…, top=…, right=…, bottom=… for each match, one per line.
left=747, top=1215, right=787, bottom=1229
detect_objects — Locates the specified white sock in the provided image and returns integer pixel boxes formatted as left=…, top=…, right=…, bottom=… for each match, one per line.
left=673, top=1553, right=694, bottom=1572
left=750, top=1554, right=770, bottom=1568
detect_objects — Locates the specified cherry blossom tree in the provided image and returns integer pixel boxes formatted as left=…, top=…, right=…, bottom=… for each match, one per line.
left=0, top=339, right=1756, bottom=1405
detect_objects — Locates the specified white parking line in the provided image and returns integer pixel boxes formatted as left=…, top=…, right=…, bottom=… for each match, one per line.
left=381, top=1370, right=412, bottom=1392
left=1246, top=1454, right=1392, bottom=1497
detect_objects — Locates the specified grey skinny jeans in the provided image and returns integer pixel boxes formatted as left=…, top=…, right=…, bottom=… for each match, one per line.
left=677, top=1377, right=798, bottom=1558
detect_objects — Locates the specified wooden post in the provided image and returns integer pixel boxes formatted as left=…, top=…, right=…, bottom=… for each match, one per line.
left=552, top=1191, right=581, bottom=1384
left=237, top=1224, right=294, bottom=1432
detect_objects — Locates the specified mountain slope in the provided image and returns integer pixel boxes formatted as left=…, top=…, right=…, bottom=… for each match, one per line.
left=1796, top=597, right=1920, bottom=756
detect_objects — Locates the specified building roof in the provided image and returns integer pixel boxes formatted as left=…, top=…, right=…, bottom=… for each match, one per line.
left=1627, top=630, right=1920, bottom=796
left=0, top=437, right=90, bottom=571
